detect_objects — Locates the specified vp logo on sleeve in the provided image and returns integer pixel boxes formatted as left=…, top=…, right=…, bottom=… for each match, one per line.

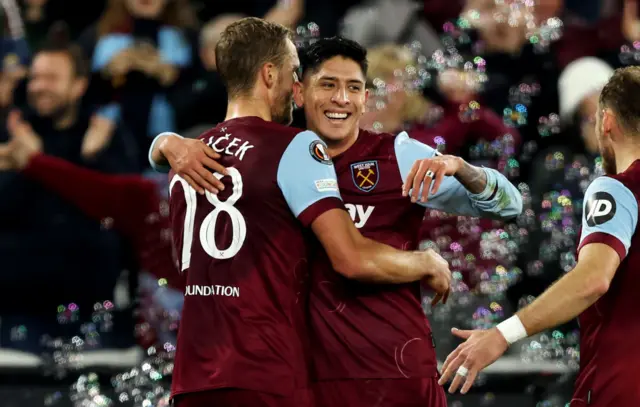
left=585, top=191, right=616, bottom=226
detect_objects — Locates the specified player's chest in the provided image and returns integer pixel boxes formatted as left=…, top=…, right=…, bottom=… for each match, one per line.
left=334, top=157, right=422, bottom=230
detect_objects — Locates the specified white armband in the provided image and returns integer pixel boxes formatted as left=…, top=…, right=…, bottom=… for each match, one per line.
left=496, top=315, right=527, bottom=345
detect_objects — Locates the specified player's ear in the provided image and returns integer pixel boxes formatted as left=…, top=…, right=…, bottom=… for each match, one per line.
left=261, top=62, right=276, bottom=89
left=293, top=81, right=304, bottom=108
left=602, top=109, right=617, bottom=139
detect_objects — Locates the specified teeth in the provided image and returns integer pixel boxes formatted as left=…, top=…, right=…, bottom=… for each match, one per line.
left=325, top=112, right=348, bottom=119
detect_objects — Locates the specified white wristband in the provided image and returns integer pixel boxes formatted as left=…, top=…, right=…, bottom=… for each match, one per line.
left=496, top=315, right=527, bottom=345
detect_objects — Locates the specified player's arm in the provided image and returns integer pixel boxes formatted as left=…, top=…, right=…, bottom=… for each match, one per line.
left=278, top=131, right=450, bottom=285
left=395, top=132, right=523, bottom=219
left=148, top=132, right=225, bottom=194
left=311, top=209, right=450, bottom=285
left=498, top=176, right=637, bottom=343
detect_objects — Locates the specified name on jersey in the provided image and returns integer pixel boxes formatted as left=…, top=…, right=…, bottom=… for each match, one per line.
left=345, top=203, right=375, bottom=228
left=185, top=284, right=240, bottom=297
left=204, top=132, right=254, bottom=160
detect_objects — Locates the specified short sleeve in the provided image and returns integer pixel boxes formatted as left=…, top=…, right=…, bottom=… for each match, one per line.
left=277, top=131, right=344, bottom=226
left=578, top=176, right=639, bottom=260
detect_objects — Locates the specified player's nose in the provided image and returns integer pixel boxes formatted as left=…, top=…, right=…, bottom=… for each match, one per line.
left=331, top=87, right=350, bottom=106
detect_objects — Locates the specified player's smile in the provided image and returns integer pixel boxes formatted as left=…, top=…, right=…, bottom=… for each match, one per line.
left=324, top=110, right=352, bottom=123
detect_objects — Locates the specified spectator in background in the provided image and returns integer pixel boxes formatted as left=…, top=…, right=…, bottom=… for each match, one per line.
left=0, top=37, right=137, bottom=353
left=361, top=44, right=519, bottom=154
left=0, top=119, right=184, bottom=348
left=1, top=0, right=30, bottom=110
left=339, top=0, right=442, bottom=58
left=18, top=0, right=106, bottom=49
left=555, top=0, right=627, bottom=69
left=80, top=0, right=198, bottom=168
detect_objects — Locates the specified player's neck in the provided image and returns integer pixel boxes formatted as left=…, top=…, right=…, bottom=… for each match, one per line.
left=324, top=128, right=359, bottom=157
left=225, top=97, right=272, bottom=122
left=615, top=142, right=640, bottom=173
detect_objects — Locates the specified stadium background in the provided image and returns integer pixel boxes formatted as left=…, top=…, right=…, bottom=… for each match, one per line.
left=0, top=0, right=628, bottom=406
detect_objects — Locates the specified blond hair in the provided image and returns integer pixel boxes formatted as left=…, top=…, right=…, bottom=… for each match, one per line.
left=366, top=44, right=430, bottom=123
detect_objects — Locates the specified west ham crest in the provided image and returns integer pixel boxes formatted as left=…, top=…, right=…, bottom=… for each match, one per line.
left=350, top=160, right=379, bottom=192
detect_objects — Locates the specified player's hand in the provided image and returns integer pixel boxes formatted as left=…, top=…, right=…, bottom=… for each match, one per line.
left=403, top=155, right=463, bottom=203
left=160, top=136, right=227, bottom=195
left=420, top=249, right=452, bottom=305
left=438, top=327, right=508, bottom=394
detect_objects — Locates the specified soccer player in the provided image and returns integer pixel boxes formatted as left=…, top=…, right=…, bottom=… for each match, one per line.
left=291, top=37, right=522, bottom=407
left=156, top=36, right=523, bottom=406
left=438, top=66, right=640, bottom=406
left=149, top=18, right=451, bottom=407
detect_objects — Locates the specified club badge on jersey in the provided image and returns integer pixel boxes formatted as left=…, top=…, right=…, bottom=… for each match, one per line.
left=310, top=140, right=332, bottom=165
left=585, top=191, right=616, bottom=226
left=350, top=160, right=379, bottom=192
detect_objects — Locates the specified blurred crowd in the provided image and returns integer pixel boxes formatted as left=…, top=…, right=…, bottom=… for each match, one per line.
left=0, top=0, right=638, bottom=404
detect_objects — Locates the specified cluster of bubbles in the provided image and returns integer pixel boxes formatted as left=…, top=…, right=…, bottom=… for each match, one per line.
left=63, top=344, right=175, bottom=407
left=538, top=114, right=562, bottom=138
left=619, top=41, right=640, bottom=66
left=294, top=21, right=321, bottom=48
left=503, top=81, right=541, bottom=127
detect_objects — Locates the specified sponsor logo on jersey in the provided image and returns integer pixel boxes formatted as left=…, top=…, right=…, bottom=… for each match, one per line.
left=345, top=203, right=375, bottom=228
left=585, top=191, right=616, bottom=226
left=315, top=178, right=339, bottom=192
left=350, top=160, right=379, bottom=192
left=309, top=140, right=332, bottom=165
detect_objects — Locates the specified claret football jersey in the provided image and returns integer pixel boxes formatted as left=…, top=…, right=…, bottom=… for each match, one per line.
left=153, top=117, right=345, bottom=398
left=309, top=129, right=522, bottom=381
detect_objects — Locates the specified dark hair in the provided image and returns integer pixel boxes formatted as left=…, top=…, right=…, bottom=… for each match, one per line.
left=36, top=22, right=89, bottom=78
left=600, top=66, right=640, bottom=134
left=298, top=36, right=368, bottom=79
left=215, top=17, right=292, bottom=98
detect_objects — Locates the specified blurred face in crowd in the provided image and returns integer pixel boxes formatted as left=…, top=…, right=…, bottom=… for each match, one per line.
left=579, top=93, right=600, bottom=155
left=269, top=38, right=298, bottom=125
left=595, top=104, right=617, bottom=175
left=125, top=0, right=166, bottom=19
left=27, top=51, right=86, bottom=119
left=294, top=56, right=367, bottom=147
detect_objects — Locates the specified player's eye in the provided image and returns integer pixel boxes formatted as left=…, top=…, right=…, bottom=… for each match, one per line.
left=321, top=82, right=334, bottom=89
left=349, top=85, right=361, bottom=92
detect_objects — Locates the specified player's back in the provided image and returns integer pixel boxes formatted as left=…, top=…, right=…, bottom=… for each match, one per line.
left=168, top=117, right=341, bottom=399
left=573, top=160, right=640, bottom=406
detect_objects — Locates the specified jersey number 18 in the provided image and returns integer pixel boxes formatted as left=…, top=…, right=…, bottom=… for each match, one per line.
left=169, top=168, right=247, bottom=271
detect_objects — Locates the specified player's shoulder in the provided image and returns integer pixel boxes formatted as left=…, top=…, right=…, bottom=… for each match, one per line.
left=586, top=175, right=638, bottom=209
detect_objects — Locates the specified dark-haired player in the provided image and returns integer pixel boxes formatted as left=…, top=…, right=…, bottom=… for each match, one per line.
left=439, top=66, right=640, bottom=406
left=148, top=19, right=451, bottom=407
left=291, top=37, right=522, bottom=407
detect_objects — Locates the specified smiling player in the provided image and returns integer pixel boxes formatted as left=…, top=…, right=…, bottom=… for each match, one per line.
left=293, top=37, right=522, bottom=407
